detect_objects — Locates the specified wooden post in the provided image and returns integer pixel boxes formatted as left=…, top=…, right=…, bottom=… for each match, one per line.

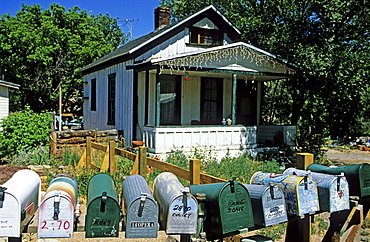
left=59, top=86, right=62, bottom=131
left=296, top=153, right=314, bottom=170
left=50, top=131, right=57, bottom=155
left=190, top=159, right=200, bottom=185
left=86, top=136, right=92, bottom=168
left=109, top=140, right=116, bottom=173
left=138, top=146, right=147, bottom=178
left=285, top=152, right=314, bottom=242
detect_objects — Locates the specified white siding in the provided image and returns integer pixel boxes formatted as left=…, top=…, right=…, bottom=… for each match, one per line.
left=0, top=86, right=9, bottom=121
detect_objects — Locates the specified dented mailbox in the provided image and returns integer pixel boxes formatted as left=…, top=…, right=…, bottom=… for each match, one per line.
left=190, top=179, right=254, bottom=241
left=122, top=174, right=158, bottom=238
left=250, top=172, right=320, bottom=216
left=38, top=175, right=78, bottom=238
left=284, top=168, right=349, bottom=213
left=307, top=163, right=370, bottom=198
left=85, top=173, right=121, bottom=238
left=243, top=184, right=288, bottom=227
left=0, top=169, right=41, bottom=237
left=153, top=172, right=198, bottom=235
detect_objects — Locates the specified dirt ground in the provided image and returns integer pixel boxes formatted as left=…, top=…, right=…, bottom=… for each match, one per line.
left=1, top=148, right=370, bottom=241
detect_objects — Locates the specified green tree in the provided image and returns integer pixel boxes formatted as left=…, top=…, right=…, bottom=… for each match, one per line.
left=161, top=0, right=369, bottom=154
left=0, top=3, right=125, bottom=113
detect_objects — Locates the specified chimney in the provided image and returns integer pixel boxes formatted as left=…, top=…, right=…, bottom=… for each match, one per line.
left=154, top=7, right=171, bottom=30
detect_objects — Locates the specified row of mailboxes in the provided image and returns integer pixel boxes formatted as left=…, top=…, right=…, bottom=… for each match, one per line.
left=284, top=168, right=350, bottom=213
left=38, top=175, right=78, bottom=238
left=307, top=163, right=370, bottom=198
left=0, top=169, right=41, bottom=238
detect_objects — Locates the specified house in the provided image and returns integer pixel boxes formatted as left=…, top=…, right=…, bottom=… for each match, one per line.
left=0, top=79, right=19, bottom=122
left=79, top=5, right=297, bottom=158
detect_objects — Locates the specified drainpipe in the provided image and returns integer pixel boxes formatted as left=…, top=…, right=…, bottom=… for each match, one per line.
left=231, top=73, right=237, bottom=125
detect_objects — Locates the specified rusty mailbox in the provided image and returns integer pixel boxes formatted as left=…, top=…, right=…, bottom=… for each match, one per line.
left=250, top=172, right=320, bottom=216
left=85, top=173, right=121, bottom=238
left=122, top=174, right=158, bottom=238
left=284, top=168, right=349, bottom=213
left=0, top=169, right=41, bottom=238
left=307, top=163, right=370, bottom=198
left=243, top=184, right=288, bottom=227
left=38, top=175, right=78, bottom=238
left=190, top=179, right=254, bottom=241
left=153, top=172, right=198, bottom=235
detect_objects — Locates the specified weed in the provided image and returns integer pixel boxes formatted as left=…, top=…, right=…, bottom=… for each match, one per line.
left=257, top=223, right=287, bottom=240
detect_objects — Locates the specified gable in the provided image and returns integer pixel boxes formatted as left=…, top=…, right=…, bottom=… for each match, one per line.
left=193, top=18, right=219, bottom=30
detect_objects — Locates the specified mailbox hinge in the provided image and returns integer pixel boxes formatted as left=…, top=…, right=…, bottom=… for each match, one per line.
left=0, top=186, right=7, bottom=208
left=138, top=193, right=148, bottom=217
left=53, top=191, right=61, bottom=220
left=100, top=191, right=107, bottom=213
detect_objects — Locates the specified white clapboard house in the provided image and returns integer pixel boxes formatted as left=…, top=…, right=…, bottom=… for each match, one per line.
left=79, top=5, right=297, bottom=157
left=0, top=78, right=19, bottom=123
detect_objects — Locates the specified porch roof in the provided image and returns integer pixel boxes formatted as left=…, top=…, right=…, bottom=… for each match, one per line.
left=128, top=42, right=296, bottom=77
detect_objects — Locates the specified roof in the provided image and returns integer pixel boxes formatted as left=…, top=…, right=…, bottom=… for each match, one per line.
left=78, top=5, right=241, bottom=74
left=0, top=80, right=20, bottom=89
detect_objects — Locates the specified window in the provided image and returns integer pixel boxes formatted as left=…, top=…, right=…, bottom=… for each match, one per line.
left=160, top=75, right=181, bottom=125
left=107, top=74, right=116, bottom=125
left=190, top=27, right=223, bottom=46
left=201, top=78, right=222, bottom=124
left=90, top=78, right=96, bottom=111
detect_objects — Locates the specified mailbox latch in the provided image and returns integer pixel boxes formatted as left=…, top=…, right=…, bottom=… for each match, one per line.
left=53, top=192, right=61, bottom=220
left=100, top=191, right=107, bottom=213
left=138, top=193, right=148, bottom=217
left=0, top=186, right=7, bottom=208
left=182, top=187, right=190, bottom=213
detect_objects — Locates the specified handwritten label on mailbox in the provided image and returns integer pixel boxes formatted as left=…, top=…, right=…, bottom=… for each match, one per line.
left=167, top=196, right=197, bottom=234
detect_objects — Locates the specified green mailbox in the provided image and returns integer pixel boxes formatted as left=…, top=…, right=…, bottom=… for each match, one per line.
left=85, top=173, right=121, bottom=238
left=307, top=163, right=370, bottom=198
left=190, top=178, right=254, bottom=241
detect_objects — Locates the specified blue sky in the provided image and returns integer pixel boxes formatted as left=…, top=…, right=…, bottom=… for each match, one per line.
left=1, top=0, right=161, bottom=38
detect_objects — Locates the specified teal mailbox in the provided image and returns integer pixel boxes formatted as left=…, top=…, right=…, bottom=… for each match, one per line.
left=190, top=178, right=254, bottom=241
left=85, top=173, right=121, bottom=238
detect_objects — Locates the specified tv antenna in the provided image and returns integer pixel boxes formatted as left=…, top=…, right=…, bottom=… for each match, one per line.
left=121, top=19, right=139, bottom=41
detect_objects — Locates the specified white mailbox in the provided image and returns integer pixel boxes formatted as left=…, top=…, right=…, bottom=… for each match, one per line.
left=38, top=176, right=78, bottom=238
left=0, top=169, right=41, bottom=237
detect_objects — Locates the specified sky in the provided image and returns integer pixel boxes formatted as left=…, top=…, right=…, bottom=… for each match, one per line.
left=0, top=0, right=161, bottom=39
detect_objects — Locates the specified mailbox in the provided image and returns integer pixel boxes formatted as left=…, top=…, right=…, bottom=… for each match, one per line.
left=38, top=175, right=78, bottom=238
left=0, top=169, right=41, bottom=237
left=153, top=172, right=198, bottom=235
left=307, top=163, right=370, bottom=198
left=85, top=173, right=120, bottom=238
left=122, top=174, right=158, bottom=238
left=190, top=179, right=254, bottom=241
left=243, top=184, right=287, bottom=227
left=250, top=172, right=320, bottom=216
left=284, top=168, right=349, bottom=213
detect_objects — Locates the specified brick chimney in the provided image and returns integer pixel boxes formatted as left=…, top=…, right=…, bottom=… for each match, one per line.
left=154, top=7, right=171, bottom=30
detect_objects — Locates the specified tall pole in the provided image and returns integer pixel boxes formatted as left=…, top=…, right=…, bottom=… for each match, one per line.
left=59, top=86, right=62, bottom=131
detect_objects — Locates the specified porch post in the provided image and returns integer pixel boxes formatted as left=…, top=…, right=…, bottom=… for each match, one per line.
left=155, top=69, right=161, bottom=127
left=257, top=81, right=262, bottom=125
left=231, top=73, right=237, bottom=125
left=145, top=70, right=149, bottom=125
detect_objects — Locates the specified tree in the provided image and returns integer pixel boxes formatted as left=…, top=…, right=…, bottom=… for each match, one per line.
left=161, top=0, right=369, bottom=154
left=0, top=3, right=125, bottom=113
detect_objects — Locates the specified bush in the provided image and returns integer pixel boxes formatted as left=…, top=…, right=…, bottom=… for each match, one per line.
left=0, top=106, right=51, bottom=159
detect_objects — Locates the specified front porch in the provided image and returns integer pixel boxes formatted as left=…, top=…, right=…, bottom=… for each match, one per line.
left=143, top=125, right=296, bottom=157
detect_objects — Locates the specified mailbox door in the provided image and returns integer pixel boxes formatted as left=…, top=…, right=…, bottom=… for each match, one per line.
left=261, top=186, right=287, bottom=227
left=0, top=193, right=21, bottom=237
left=219, top=184, right=254, bottom=235
left=38, top=192, right=74, bottom=238
left=166, top=195, right=198, bottom=234
left=85, top=197, right=120, bottom=238
left=126, top=197, right=158, bottom=238
left=328, top=177, right=350, bottom=212
left=296, top=177, right=320, bottom=215
left=359, top=163, right=370, bottom=197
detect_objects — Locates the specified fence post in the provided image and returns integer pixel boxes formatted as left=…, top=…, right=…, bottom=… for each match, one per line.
left=109, top=140, right=116, bottom=173
left=190, top=159, right=201, bottom=185
left=138, top=146, right=147, bottom=178
left=296, top=153, right=314, bottom=170
left=86, top=136, right=92, bottom=168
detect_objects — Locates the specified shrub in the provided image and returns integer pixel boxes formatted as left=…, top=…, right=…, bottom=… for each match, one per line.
left=0, top=106, right=51, bottom=159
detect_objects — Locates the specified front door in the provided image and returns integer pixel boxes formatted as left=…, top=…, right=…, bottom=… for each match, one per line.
left=236, top=79, right=257, bottom=126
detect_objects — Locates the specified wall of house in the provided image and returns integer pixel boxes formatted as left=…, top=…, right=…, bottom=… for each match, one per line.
left=83, top=61, right=135, bottom=147
left=0, top=85, right=9, bottom=121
